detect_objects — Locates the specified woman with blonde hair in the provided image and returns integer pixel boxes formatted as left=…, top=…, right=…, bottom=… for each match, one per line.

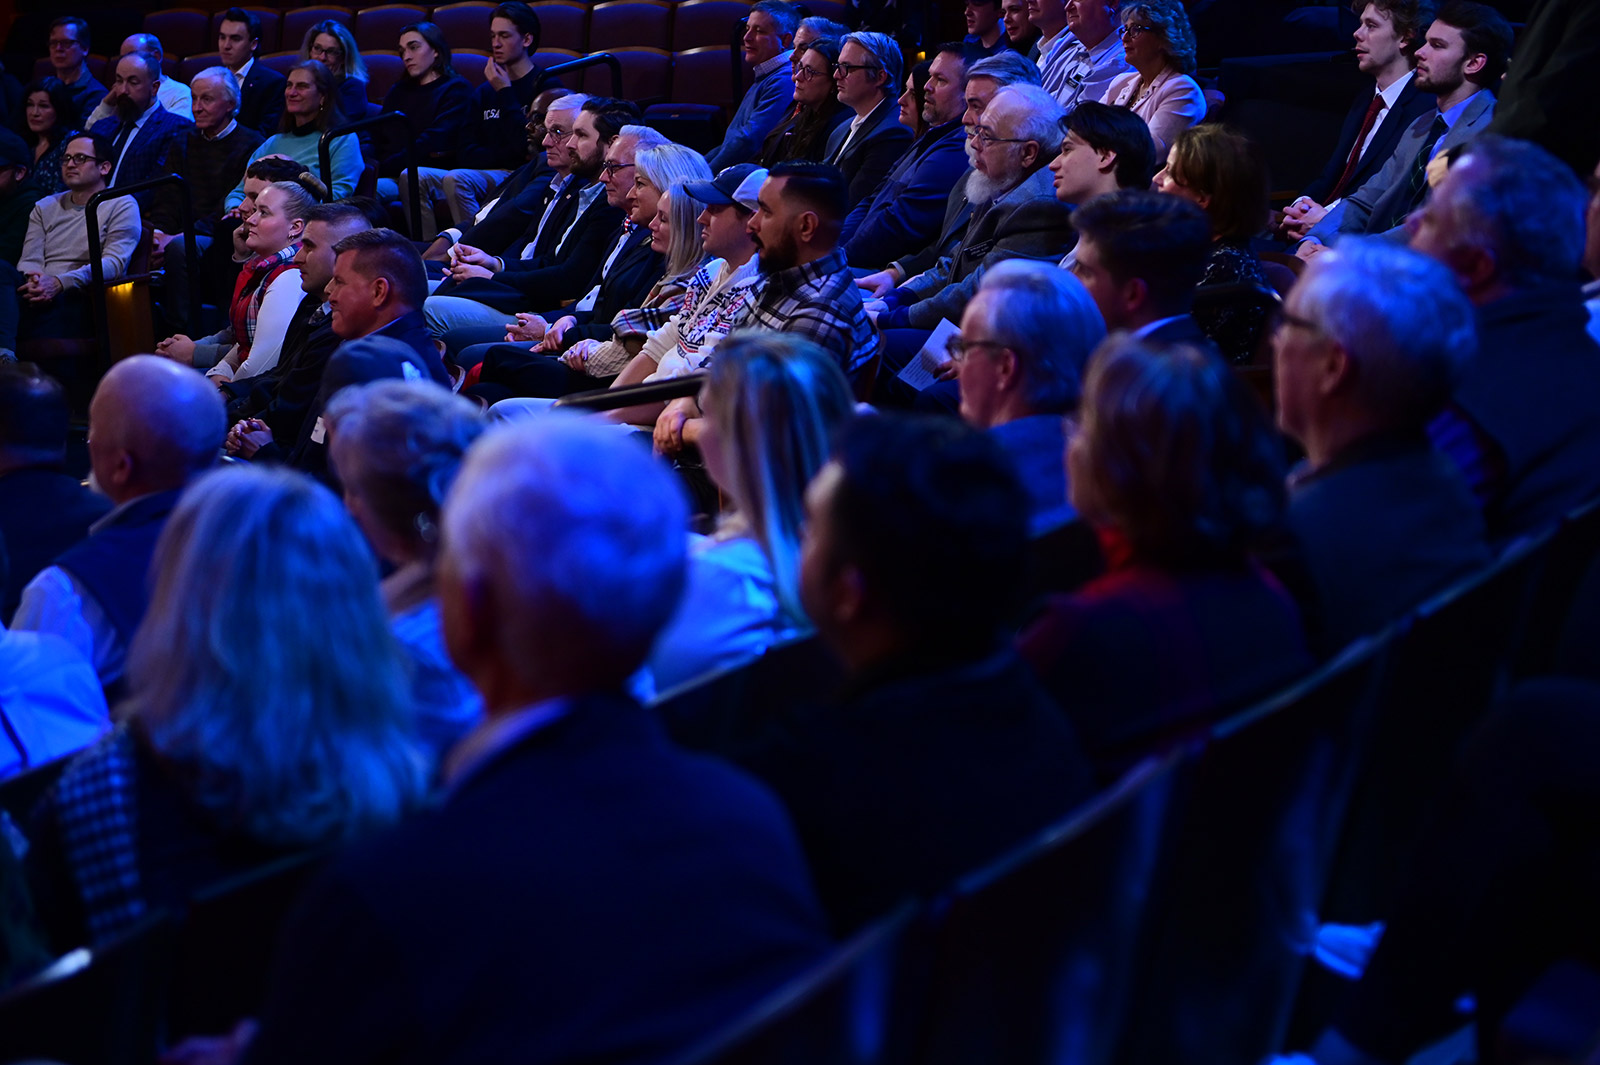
left=300, top=18, right=369, bottom=122
left=326, top=380, right=487, bottom=757
left=648, top=332, right=856, bottom=693
left=25, top=466, right=427, bottom=950
left=1100, top=0, right=1206, bottom=153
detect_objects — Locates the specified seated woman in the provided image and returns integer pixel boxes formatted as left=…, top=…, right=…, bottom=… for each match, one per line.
left=1156, top=124, right=1272, bottom=364
left=374, top=22, right=473, bottom=225
left=759, top=39, right=850, bottom=167
left=1100, top=0, right=1206, bottom=154
left=155, top=172, right=323, bottom=383
left=15, top=77, right=80, bottom=197
left=1019, top=337, right=1311, bottom=777
left=301, top=19, right=370, bottom=123
left=899, top=60, right=932, bottom=142
left=24, top=465, right=428, bottom=951
left=325, top=380, right=486, bottom=760
left=223, top=61, right=362, bottom=211
left=648, top=332, right=856, bottom=693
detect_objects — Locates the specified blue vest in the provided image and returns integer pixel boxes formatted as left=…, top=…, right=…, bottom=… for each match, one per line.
left=53, top=489, right=183, bottom=648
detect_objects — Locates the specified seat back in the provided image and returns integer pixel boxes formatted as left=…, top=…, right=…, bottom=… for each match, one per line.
left=654, top=634, right=844, bottom=756
left=362, top=52, right=407, bottom=100
left=432, top=2, right=497, bottom=50
left=209, top=8, right=280, bottom=54
left=177, top=51, right=223, bottom=85
left=142, top=9, right=212, bottom=61
left=582, top=47, right=672, bottom=104
left=259, top=49, right=301, bottom=78
left=589, top=0, right=674, bottom=48
left=1513, top=493, right=1600, bottom=678
left=911, top=756, right=1179, bottom=1065
left=451, top=47, right=492, bottom=85
left=533, top=1, right=589, bottom=52
left=671, top=46, right=739, bottom=111
left=673, top=0, right=754, bottom=50
left=281, top=7, right=356, bottom=54
left=532, top=48, right=587, bottom=88
left=354, top=4, right=429, bottom=51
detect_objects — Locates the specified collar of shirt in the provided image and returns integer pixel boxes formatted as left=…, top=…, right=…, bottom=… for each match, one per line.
left=1376, top=67, right=1413, bottom=111
left=201, top=118, right=239, bottom=141
left=1036, top=28, right=1067, bottom=59
left=766, top=247, right=846, bottom=295
left=1132, top=313, right=1191, bottom=338
left=754, top=49, right=794, bottom=79
left=124, top=101, right=160, bottom=133
left=233, top=57, right=254, bottom=84
left=442, top=696, right=572, bottom=790
left=549, top=171, right=571, bottom=194
left=1439, top=87, right=1485, bottom=130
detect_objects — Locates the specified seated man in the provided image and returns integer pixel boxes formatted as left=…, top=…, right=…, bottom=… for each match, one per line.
left=84, top=33, right=194, bottom=125
left=707, top=1, right=801, bottom=169
left=954, top=259, right=1105, bottom=534
left=1048, top=100, right=1161, bottom=265
left=217, top=7, right=287, bottom=137
left=45, top=18, right=107, bottom=126
left=11, top=357, right=224, bottom=690
left=1045, top=0, right=1131, bottom=111
left=88, top=51, right=193, bottom=194
left=1270, top=238, right=1490, bottom=653
left=240, top=415, right=830, bottom=1065
left=823, top=32, right=912, bottom=209
left=964, top=0, right=1008, bottom=54
left=1410, top=135, right=1600, bottom=541
left=738, top=414, right=1094, bottom=932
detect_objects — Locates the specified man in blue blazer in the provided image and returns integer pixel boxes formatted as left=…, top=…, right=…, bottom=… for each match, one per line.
left=89, top=52, right=193, bottom=197
left=242, top=416, right=831, bottom=1065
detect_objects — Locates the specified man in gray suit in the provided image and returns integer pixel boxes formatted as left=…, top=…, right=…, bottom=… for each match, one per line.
left=1300, top=0, right=1512, bottom=251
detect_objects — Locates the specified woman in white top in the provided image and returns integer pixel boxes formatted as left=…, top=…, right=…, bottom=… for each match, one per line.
left=1100, top=0, right=1206, bottom=154
left=648, top=331, right=856, bottom=694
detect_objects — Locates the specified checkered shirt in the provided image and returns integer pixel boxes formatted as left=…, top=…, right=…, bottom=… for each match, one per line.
left=748, top=249, right=880, bottom=382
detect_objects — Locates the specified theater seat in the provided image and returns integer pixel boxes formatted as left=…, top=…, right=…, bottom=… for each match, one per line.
left=531, top=48, right=585, bottom=90
left=354, top=4, right=428, bottom=52
left=142, top=9, right=211, bottom=61
left=583, top=47, right=672, bottom=104
left=669, top=46, right=738, bottom=111
left=362, top=52, right=406, bottom=101
left=588, top=0, right=672, bottom=49
left=177, top=52, right=222, bottom=86
left=451, top=48, right=493, bottom=85
left=259, top=51, right=301, bottom=79
left=671, top=0, right=752, bottom=51
left=281, top=7, right=357, bottom=53
left=532, top=1, right=589, bottom=52
left=432, top=2, right=497, bottom=51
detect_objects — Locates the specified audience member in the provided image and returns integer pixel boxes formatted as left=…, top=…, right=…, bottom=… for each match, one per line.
left=1278, top=0, right=1436, bottom=240
left=708, top=0, right=801, bottom=169
left=1410, top=135, right=1600, bottom=540
left=1304, top=0, right=1510, bottom=246
left=955, top=259, right=1105, bottom=533
left=1271, top=239, right=1488, bottom=653
left=0, top=130, right=44, bottom=280
left=898, top=59, right=933, bottom=140
left=1155, top=124, right=1272, bottom=363
left=84, top=34, right=193, bottom=126
left=217, top=7, right=287, bottom=136
left=759, top=39, right=850, bottom=167
left=841, top=41, right=975, bottom=267
left=376, top=22, right=474, bottom=221
left=11, top=356, right=223, bottom=690
left=736, top=413, right=1094, bottom=932
left=411, top=4, right=550, bottom=240
left=650, top=333, right=855, bottom=692
left=44, top=18, right=105, bottom=127
left=1026, top=0, right=1069, bottom=66
left=823, top=31, right=911, bottom=209
left=0, top=362, right=108, bottom=619
left=1048, top=100, right=1160, bottom=225
left=0, top=603, right=106, bottom=781
left=24, top=464, right=428, bottom=951
left=327, top=230, right=450, bottom=378
left=1048, top=0, right=1132, bottom=111
left=325, top=380, right=486, bottom=758
left=241, top=415, right=830, bottom=1064
left=14, top=77, right=80, bottom=197
left=1586, top=155, right=1600, bottom=342
left=223, top=62, right=361, bottom=209
left=964, top=0, right=1008, bottom=54
left=1486, top=0, right=1600, bottom=179
left=299, top=19, right=369, bottom=122
left=1020, top=337, right=1309, bottom=775
left=793, top=16, right=848, bottom=50
left=87, top=51, right=192, bottom=194
left=747, top=161, right=880, bottom=385
left=1003, top=0, right=1041, bottom=57
left=1100, top=0, right=1206, bottom=153
left=1067, top=189, right=1215, bottom=347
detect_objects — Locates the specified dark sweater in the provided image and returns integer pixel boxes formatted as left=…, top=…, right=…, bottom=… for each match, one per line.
left=0, top=183, right=44, bottom=263
left=455, top=67, right=551, bottom=171
left=152, top=123, right=267, bottom=235
left=376, top=75, right=475, bottom=176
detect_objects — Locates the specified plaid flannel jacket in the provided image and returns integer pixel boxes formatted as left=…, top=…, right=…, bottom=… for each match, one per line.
left=748, top=249, right=879, bottom=382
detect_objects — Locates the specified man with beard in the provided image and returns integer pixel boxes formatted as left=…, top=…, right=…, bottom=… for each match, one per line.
left=1300, top=0, right=1510, bottom=248
left=87, top=51, right=193, bottom=200
left=746, top=161, right=879, bottom=387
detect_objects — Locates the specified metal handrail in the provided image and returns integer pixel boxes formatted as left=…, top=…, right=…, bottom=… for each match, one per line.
left=552, top=372, right=705, bottom=412
left=87, top=174, right=198, bottom=373
left=543, top=52, right=623, bottom=97
left=319, top=111, right=421, bottom=238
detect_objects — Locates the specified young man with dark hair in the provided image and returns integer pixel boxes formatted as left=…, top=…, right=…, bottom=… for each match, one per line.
left=707, top=0, right=801, bottom=168
left=964, top=0, right=1007, bottom=54
left=1049, top=100, right=1161, bottom=217
left=1068, top=188, right=1215, bottom=347
left=217, top=6, right=287, bottom=136
left=46, top=17, right=105, bottom=124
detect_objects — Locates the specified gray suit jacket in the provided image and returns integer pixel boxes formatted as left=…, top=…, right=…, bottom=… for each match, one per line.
left=898, top=166, right=1076, bottom=330
left=1331, top=89, right=1497, bottom=239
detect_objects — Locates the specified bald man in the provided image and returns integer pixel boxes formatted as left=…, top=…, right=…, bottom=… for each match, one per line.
left=84, top=33, right=194, bottom=126
left=12, top=356, right=225, bottom=688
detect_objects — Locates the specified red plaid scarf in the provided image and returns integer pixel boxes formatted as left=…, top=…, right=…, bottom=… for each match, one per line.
left=228, top=243, right=300, bottom=356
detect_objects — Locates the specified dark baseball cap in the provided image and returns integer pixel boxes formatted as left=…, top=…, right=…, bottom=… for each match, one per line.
left=684, top=164, right=766, bottom=211
left=0, top=130, right=31, bottom=170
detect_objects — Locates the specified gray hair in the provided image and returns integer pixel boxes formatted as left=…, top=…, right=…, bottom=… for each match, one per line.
left=798, top=15, right=849, bottom=40
left=1445, top=134, right=1589, bottom=289
left=1120, top=0, right=1198, bottom=74
left=636, top=141, right=713, bottom=275
left=617, top=122, right=670, bottom=153
left=841, top=31, right=902, bottom=96
left=1294, top=238, right=1478, bottom=428
left=967, top=50, right=1042, bottom=88
left=192, top=65, right=241, bottom=112
left=752, top=0, right=801, bottom=37
left=125, top=32, right=164, bottom=58
left=442, top=416, right=689, bottom=687
left=972, top=259, right=1107, bottom=412
left=988, top=83, right=1066, bottom=155
left=545, top=92, right=588, bottom=123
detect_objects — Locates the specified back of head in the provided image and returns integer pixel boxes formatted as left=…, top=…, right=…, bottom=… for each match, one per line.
left=1446, top=134, right=1588, bottom=289
left=842, top=31, right=903, bottom=94
left=769, top=160, right=848, bottom=226
left=1066, top=101, right=1160, bottom=189
left=91, top=355, right=226, bottom=496
left=826, top=415, right=1031, bottom=649
left=967, top=49, right=1042, bottom=89
left=1435, top=0, right=1513, bottom=88
left=333, top=227, right=429, bottom=312
left=127, top=465, right=425, bottom=846
left=122, top=49, right=161, bottom=85
left=1073, top=338, right=1285, bottom=568
left=1071, top=189, right=1213, bottom=313
left=246, top=155, right=314, bottom=185
left=619, top=122, right=671, bottom=156
left=1167, top=124, right=1270, bottom=241
left=1296, top=238, right=1477, bottom=429
left=974, top=260, right=1106, bottom=413
left=306, top=200, right=374, bottom=232
left=799, top=15, right=849, bottom=41
left=0, top=362, right=69, bottom=466
left=442, top=416, right=690, bottom=691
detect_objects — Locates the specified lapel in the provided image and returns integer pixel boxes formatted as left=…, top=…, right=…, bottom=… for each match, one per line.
left=532, top=179, right=589, bottom=257
left=832, top=98, right=894, bottom=165
left=1438, top=90, right=1496, bottom=154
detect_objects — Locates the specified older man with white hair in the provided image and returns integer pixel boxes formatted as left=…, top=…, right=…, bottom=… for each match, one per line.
left=1270, top=238, right=1489, bottom=652
left=241, top=415, right=830, bottom=1065
left=12, top=356, right=225, bottom=688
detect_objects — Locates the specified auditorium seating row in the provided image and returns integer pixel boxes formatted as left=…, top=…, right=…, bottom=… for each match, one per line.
left=5, top=488, right=1599, bottom=1064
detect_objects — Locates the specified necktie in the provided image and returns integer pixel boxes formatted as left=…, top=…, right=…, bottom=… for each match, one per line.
left=1329, top=93, right=1385, bottom=202
left=1386, top=113, right=1448, bottom=231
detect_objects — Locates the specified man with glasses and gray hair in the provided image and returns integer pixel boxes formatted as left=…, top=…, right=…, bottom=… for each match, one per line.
left=823, top=31, right=911, bottom=208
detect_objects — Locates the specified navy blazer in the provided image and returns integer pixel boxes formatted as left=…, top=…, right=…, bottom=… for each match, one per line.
left=237, top=61, right=287, bottom=138
left=0, top=466, right=110, bottom=621
left=243, top=693, right=830, bottom=1065
left=444, top=192, right=626, bottom=314
left=823, top=97, right=914, bottom=210
left=561, top=225, right=664, bottom=346
left=841, top=121, right=971, bottom=269
left=1301, top=73, right=1434, bottom=205
left=90, top=104, right=193, bottom=193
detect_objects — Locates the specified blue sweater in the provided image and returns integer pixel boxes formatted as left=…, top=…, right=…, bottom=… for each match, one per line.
left=224, top=122, right=363, bottom=209
left=707, top=52, right=796, bottom=170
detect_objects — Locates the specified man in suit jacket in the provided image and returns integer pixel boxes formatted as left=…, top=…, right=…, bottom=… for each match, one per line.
left=217, top=7, right=287, bottom=137
left=823, top=32, right=913, bottom=209
left=1279, top=0, right=1435, bottom=239
left=707, top=1, right=800, bottom=169
left=1302, top=2, right=1512, bottom=247
left=242, top=415, right=830, bottom=1065
left=88, top=52, right=193, bottom=195
left=1269, top=239, right=1490, bottom=654
left=739, top=414, right=1094, bottom=933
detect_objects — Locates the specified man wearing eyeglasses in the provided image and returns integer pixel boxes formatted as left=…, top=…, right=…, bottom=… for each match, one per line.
left=707, top=1, right=801, bottom=170
left=823, top=32, right=912, bottom=209
left=44, top=18, right=106, bottom=129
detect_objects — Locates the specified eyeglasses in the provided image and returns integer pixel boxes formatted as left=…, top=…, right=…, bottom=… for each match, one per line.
left=945, top=335, right=1008, bottom=362
left=310, top=43, right=344, bottom=60
left=601, top=161, right=636, bottom=178
left=61, top=153, right=100, bottom=166
left=1123, top=22, right=1158, bottom=37
left=833, top=61, right=880, bottom=78
left=970, top=125, right=1029, bottom=148
left=794, top=64, right=830, bottom=80
left=48, top=39, right=80, bottom=50
left=544, top=124, right=573, bottom=140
